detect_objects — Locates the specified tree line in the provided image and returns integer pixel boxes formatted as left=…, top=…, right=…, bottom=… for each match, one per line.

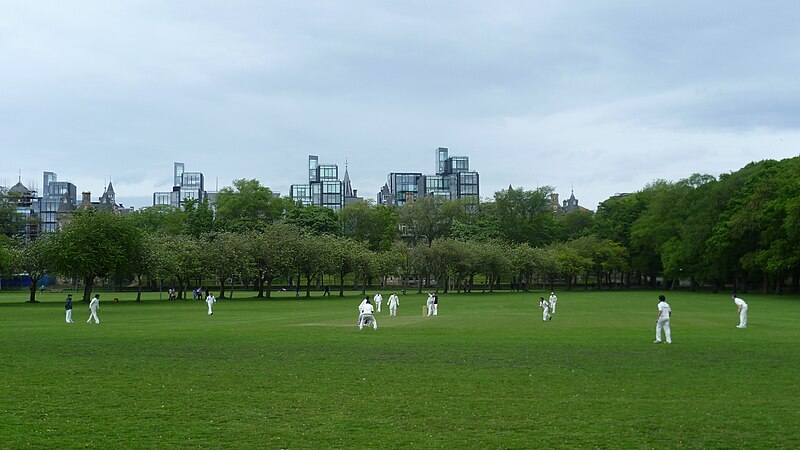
left=1, top=157, right=799, bottom=302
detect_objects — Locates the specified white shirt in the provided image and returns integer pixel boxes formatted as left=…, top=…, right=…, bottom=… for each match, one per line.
left=549, top=294, right=557, bottom=303
left=734, top=297, right=747, bottom=308
left=358, top=299, right=368, bottom=313
left=89, top=298, right=99, bottom=311
left=374, top=294, right=383, bottom=303
left=388, top=294, right=399, bottom=306
left=361, top=303, right=375, bottom=315
left=540, top=300, right=549, bottom=311
left=206, top=295, right=216, bottom=305
left=657, top=301, right=671, bottom=320
left=426, top=294, right=434, bottom=305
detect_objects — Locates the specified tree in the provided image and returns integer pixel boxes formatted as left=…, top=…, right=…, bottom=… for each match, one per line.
left=511, top=243, right=541, bottom=291
left=202, top=232, right=253, bottom=299
left=0, top=236, right=13, bottom=278
left=285, top=206, right=340, bottom=235
left=12, top=236, right=55, bottom=303
left=328, top=236, right=367, bottom=296
left=183, top=199, right=216, bottom=237
left=398, top=196, right=466, bottom=246
left=556, top=210, right=595, bottom=242
left=215, top=179, right=293, bottom=231
left=245, top=224, right=299, bottom=298
left=51, top=210, right=141, bottom=302
left=150, top=234, right=203, bottom=299
left=550, top=243, right=591, bottom=291
left=628, top=180, right=691, bottom=287
left=658, top=174, right=720, bottom=290
left=449, top=202, right=503, bottom=242
left=353, top=248, right=379, bottom=295
left=0, top=189, right=26, bottom=238
left=475, top=239, right=511, bottom=292
left=129, top=232, right=157, bottom=301
left=340, top=200, right=398, bottom=251
left=293, top=234, right=334, bottom=297
left=129, top=205, right=187, bottom=236
left=387, top=241, right=414, bottom=294
left=492, top=186, right=557, bottom=246
left=705, top=163, right=772, bottom=291
left=429, top=238, right=475, bottom=293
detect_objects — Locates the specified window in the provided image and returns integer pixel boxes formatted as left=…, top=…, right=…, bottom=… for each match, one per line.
left=319, top=165, right=338, bottom=180
left=323, top=182, right=341, bottom=194
left=322, top=193, right=341, bottom=205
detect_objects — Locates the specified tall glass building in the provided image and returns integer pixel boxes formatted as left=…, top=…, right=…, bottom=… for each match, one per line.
left=378, top=147, right=480, bottom=209
left=40, top=171, right=77, bottom=233
left=153, top=162, right=208, bottom=208
left=291, top=155, right=359, bottom=211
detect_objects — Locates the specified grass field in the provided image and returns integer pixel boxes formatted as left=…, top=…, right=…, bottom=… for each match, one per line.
left=1, top=289, right=799, bottom=449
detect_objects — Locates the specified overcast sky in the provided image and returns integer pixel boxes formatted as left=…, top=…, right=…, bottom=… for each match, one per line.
left=2, top=1, right=799, bottom=210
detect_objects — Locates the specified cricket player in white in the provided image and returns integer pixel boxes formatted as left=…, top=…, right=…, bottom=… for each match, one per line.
left=549, top=291, right=558, bottom=313
left=87, top=294, right=100, bottom=324
left=374, top=292, right=383, bottom=313
left=733, top=294, right=748, bottom=328
left=539, top=297, right=551, bottom=321
left=359, top=301, right=378, bottom=330
left=426, top=293, right=435, bottom=316
left=206, top=293, right=216, bottom=315
left=387, top=292, right=399, bottom=316
left=654, top=295, right=671, bottom=344
left=357, top=296, right=369, bottom=325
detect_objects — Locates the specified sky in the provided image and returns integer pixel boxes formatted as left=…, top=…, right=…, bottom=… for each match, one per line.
left=1, top=0, right=799, bottom=210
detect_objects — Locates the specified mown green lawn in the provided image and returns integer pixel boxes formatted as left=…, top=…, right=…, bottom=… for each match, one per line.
left=1, top=289, right=798, bottom=448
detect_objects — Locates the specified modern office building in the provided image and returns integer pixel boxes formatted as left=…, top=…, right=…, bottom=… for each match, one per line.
left=153, top=162, right=210, bottom=208
left=378, top=147, right=480, bottom=209
left=39, top=171, right=77, bottom=233
left=290, top=155, right=361, bottom=211
left=378, top=172, right=423, bottom=207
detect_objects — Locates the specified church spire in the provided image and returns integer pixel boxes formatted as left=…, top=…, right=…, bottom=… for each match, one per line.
left=343, top=158, right=353, bottom=197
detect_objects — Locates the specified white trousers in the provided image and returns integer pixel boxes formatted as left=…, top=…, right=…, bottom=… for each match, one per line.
left=738, top=307, right=748, bottom=327
left=656, top=317, right=671, bottom=343
left=207, top=304, right=214, bottom=315
left=87, top=310, right=100, bottom=324
left=550, top=301, right=557, bottom=313
left=389, top=305, right=397, bottom=316
left=432, top=304, right=438, bottom=316
left=66, top=309, right=73, bottom=323
left=542, top=309, right=551, bottom=321
left=359, top=314, right=377, bottom=329
left=377, top=301, right=381, bottom=312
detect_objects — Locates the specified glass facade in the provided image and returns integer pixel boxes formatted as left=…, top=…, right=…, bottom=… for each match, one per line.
left=446, top=156, right=469, bottom=174
left=174, top=163, right=185, bottom=187
left=39, top=172, right=77, bottom=233
left=154, top=163, right=209, bottom=208
left=437, top=147, right=449, bottom=175
left=153, top=192, right=172, bottom=206
left=378, top=148, right=480, bottom=211
left=388, top=173, right=422, bottom=206
left=319, top=165, right=338, bottom=180
left=291, top=184, right=312, bottom=206
left=309, top=155, right=319, bottom=182
left=291, top=155, right=346, bottom=211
